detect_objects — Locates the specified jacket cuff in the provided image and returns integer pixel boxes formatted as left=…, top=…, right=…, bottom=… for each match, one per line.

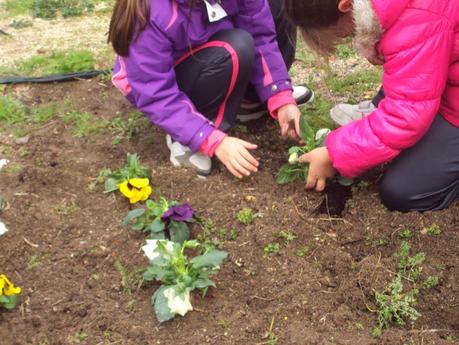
left=267, top=90, right=296, bottom=119
left=257, top=79, right=293, bottom=102
left=199, top=129, right=228, bottom=157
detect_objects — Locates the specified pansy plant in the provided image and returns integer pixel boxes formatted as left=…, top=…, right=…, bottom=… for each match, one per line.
left=276, top=116, right=352, bottom=186
left=104, top=153, right=152, bottom=203
left=0, top=274, right=21, bottom=310
left=123, top=194, right=194, bottom=243
left=142, top=239, right=228, bottom=322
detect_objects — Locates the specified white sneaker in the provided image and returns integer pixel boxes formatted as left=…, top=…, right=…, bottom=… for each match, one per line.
left=236, top=85, right=314, bottom=123
left=166, top=135, right=212, bottom=177
left=330, top=100, right=375, bottom=126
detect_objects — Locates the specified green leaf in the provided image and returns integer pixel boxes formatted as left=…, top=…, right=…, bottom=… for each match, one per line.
left=288, top=146, right=301, bottom=155
left=104, top=178, right=119, bottom=193
left=143, top=265, right=162, bottom=281
left=152, top=286, right=175, bottom=323
left=190, top=250, right=228, bottom=269
left=299, top=115, right=314, bottom=149
left=0, top=295, right=17, bottom=310
left=150, top=232, right=166, bottom=240
left=194, top=277, right=216, bottom=289
left=122, top=208, right=145, bottom=226
left=169, top=221, right=190, bottom=243
left=0, top=195, right=4, bottom=211
left=276, top=163, right=307, bottom=184
left=150, top=219, right=166, bottom=233
left=131, top=221, right=146, bottom=231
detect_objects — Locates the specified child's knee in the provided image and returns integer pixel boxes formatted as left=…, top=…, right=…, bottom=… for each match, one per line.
left=379, top=175, right=413, bottom=212
left=223, top=29, right=255, bottom=68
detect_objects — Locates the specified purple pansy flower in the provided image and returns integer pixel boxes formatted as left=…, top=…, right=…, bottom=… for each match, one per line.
left=161, top=203, right=194, bottom=222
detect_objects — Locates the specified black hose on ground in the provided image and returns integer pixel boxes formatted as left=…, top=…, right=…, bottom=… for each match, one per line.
left=0, top=70, right=111, bottom=85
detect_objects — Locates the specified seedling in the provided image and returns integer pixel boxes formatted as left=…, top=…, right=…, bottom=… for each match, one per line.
left=372, top=241, right=430, bottom=337
left=397, top=241, right=425, bottom=281
left=123, top=194, right=193, bottom=243
left=237, top=207, right=256, bottom=225
left=276, top=115, right=328, bottom=184
left=114, top=261, right=144, bottom=311
left=295, top=245, right=310, bottom=257
left=265, top=317, right=277, bottom=345
left=425, top=225, right=441, bottom=236
left=263, top=243, right=280, bottom=256
left=195, top=217, right=228, bottom=251
left=276, top=230, right=296, bottom=245
left=399, top=229, right=413, bottom=239
left=142, top=239, right=227, bottom=322
left=422, top=276, right=439, bottom=290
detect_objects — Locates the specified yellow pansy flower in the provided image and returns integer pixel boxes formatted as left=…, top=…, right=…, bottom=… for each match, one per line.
left=0, top=274, right=21, bottom=297
left=118, top=178, right=152, bottom=204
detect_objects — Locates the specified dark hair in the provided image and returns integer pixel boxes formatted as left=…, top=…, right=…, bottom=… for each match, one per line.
left=283, top=0, right=342, bottom=55
left=108, top=0, right=151, bottom=57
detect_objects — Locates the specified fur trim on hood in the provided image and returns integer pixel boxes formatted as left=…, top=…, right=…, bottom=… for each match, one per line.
left=353, top=0, right=384, bottom=63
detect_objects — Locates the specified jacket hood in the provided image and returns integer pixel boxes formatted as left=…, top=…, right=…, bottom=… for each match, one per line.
left=352, top=0, right=408, bottom=63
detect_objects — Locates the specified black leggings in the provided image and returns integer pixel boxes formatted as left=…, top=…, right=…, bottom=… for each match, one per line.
left=372, top=90, right=459, bottom=212
left=174, top=0, right=295, bottom=132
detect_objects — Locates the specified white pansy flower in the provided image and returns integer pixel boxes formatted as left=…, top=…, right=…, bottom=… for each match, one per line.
left=0, top=159, right=9, bottom=171
left=288, top=152, right=298, bottom=164
left=164, top=287, right=192, bottom=316
left=142, top=239, right=174, bottom=262
left=0, top=221, right=7, bottom=236
left=315, top=128, right=331, bottom=141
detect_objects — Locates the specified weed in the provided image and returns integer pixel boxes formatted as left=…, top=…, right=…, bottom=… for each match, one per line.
left=69, top=330, right=88, bottom=344
left=114, top=261, right=144, bottom=311
left=31, top=103, right=57, bottom=124
left=397, top=241, right=425, bottom=281
left=61, top=111, right=107, bottom=137
left=264, top=243, right=280, bottom=256
left=0, top=96, right=27, bottom=125
left=237, top=207, right=256, bottom=225
left=196, top=217, right=227, bottom=251
left=87, top=168, right=112, bottom=191
left=335, top=43, right=357, bottom=59
left=27, top=254, right=39, bottom=270
left=1, top=50, right=95, bottom=77
left=445, top=335, right=455, bottom=342
left=295, top=245, right=310, bottom=257
left=399, top=229, right=413, bottom=239
left=435, top=264, right=446, bottom=272
left=9, top=19, right=33, bottom=29
left=265, top=317, right=277, bottom=345
left=377, top=238, right=389, bottom=247
left=276, top=230, right=296, bottom=245
left=229, top=228, right=238, bottom=240
left=422, top=276, right=439, bottom=290
left=109, top=111, right=145, bottom=143
left=217, top=319, right=230, bottom=328
left=326, top=68, right=382, bottom=95
left=373, top=275, right=420, bottom=337
left=54, top=201, right=80, bottom=215
left=425, top=224, right=441, bottom=236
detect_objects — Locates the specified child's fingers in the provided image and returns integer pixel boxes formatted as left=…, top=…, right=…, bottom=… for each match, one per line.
left=305, top=174, right=317, bottom=189
left=236, top=154, right=258, bottom=173
left=226, top=162, right=242, bottom=179
left=316, top=178, right=326, bottom=192
left=239, top=148, right=259, bottom=167
left=298, top=153, right=311, bottom=164
left=230, top=158, right=251, bottom=177
left=240, top=140, right=258, bottom=150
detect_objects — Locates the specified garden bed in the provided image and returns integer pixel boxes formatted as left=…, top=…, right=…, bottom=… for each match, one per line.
left=0, top=79, right=458, bottom=344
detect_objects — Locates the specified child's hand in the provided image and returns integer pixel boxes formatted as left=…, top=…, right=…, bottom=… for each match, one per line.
left=214, top=137, right=259, bottom=178
left=298, top=147, right=336, bottom=191
left=277, top=104, right=301, bottom=142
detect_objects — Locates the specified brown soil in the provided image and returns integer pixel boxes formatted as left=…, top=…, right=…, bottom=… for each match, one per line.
left=0, top=79, right=458, bottom=345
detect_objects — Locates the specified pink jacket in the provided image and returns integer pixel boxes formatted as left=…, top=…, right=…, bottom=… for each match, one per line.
left=326, top=0, right=459, bottom=178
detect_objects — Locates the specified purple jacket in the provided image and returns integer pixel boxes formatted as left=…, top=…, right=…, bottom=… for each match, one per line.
left=112, top=0, right=292, bottom=152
